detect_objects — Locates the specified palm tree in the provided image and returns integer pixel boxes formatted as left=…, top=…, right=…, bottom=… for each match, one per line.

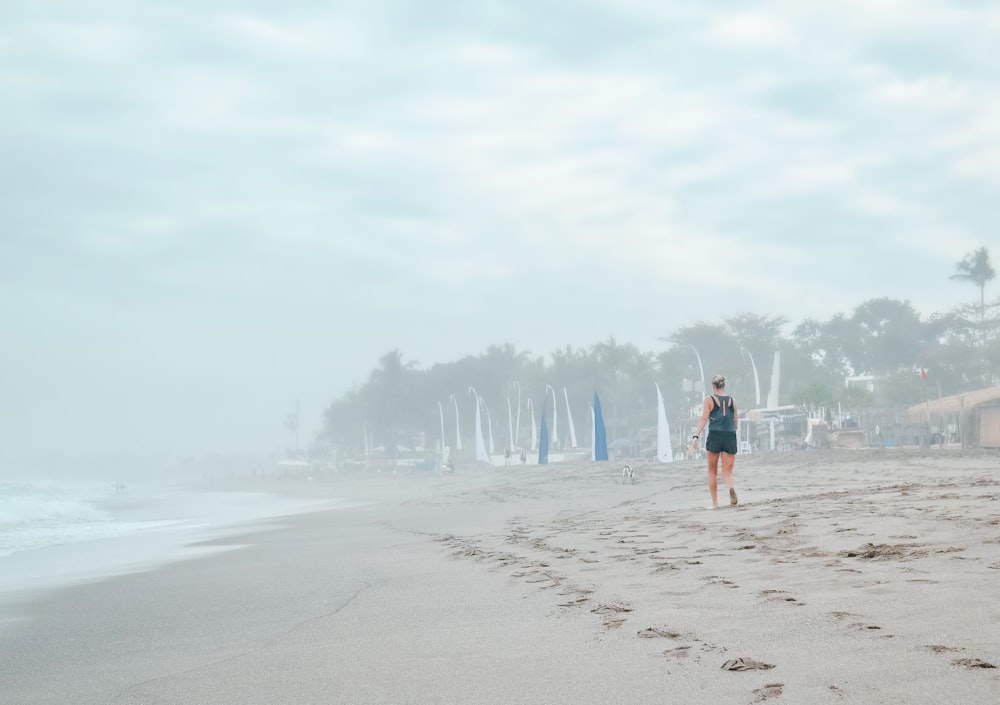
left=951, top=247, right=995, bottom=315
left=366, top=349, right=419, bottom=449
left=591, top=336, right=639, bottom=438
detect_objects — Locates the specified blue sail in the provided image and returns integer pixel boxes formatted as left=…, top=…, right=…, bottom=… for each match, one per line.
left=538, top=409, right=549, bottom=465
left=593, top=392, right=609, bottom=461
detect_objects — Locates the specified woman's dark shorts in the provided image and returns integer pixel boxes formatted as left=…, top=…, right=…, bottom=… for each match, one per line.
left=706, top=431, right=738, bottom=455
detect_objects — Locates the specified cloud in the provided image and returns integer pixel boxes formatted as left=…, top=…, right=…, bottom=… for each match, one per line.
left=221, top=14, right=369, bottom=59
left=3, top=0, right=999, bottom=456
left=12, top=20, right=148, bottom=62
left=704, top=13, right=797, bottom=49
left=145, top=68, right=268, bottom=132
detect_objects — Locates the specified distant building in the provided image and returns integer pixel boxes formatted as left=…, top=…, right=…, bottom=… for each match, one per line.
left=845, top=375, right=889, bottom=395
left=906, top=385, right=1000, bottom=449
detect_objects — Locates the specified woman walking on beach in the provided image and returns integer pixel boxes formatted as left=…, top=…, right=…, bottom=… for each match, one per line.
left=691, top=375, right=739, bottom=508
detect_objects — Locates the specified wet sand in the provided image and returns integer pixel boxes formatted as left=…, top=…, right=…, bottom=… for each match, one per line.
left=2, top=451, right=999, bottom=704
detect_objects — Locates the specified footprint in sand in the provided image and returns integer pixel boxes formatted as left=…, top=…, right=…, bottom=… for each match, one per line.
left=923, top=644, right=962, bottom=654
left=556, top=586, right=593, bottom=608
left=721, top=657, right=775, bottom=671
left=752, top=683, right=784, bottom=702
left=557, top=595, right=590, bottom=608
left=951, top=658, right=996, bottom=669
left=660, top=640, right=720, bottom=663
left=759, top=589, right=804, bottom=606
left=592, top=603, right=633, bottom=630
left=829, top=611, right=860, bottom=620
left=651, top=562, right=680, bottom=574
left=843, top=542, right=928, bottom=560
left=705, top=575, right=739, bottom=589
left=637, top=627, right=685, bottom=639
left=846, top=622, right=892, bottom=636
left=524, top=570, right=562, bottom=588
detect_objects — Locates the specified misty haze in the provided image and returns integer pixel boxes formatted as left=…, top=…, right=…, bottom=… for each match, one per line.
left=2, top=2, right=999, bottom=704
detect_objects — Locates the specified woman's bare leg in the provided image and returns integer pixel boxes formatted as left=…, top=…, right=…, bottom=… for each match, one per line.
left=721, top=452, right=737, bottom=504
left=707, top=451, right=720, bottom=507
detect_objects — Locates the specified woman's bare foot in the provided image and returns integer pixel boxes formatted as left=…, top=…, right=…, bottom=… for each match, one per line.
left=730, top=488, right=738, bottom=506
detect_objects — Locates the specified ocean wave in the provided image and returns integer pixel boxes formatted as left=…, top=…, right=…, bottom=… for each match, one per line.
left=0, top=481, right=170, bottom=557
left=0, top=482, right=112, bottom=526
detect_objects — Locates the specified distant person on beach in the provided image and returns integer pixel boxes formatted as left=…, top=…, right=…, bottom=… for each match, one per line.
left=690, top=375, right=739, bottom=508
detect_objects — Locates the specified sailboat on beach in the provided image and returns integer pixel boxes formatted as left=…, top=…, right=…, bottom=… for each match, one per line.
left=563, top=388, right=578, bottom=448
left=655, top=383, right=673, bottom=463
left=470, top=387, right=489, bottom=463
left=538, top=410, right=549, bottom=465
left=592, top=392, right=608, bottom=461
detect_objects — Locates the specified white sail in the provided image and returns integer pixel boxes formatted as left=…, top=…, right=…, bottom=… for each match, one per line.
left=451, top=395, right=462, bottom=451
left=563, top=388, right=578, bottom=448
left=513, top=382, right=522, bottom=447
left=529, top=400, right=538, bottom=450
left=655, top=383, right=673, bottom=463
left=766, top=351, right=781, bottom=410
left=474, top=397, right=488, bottom=462
left=546, top=385, right=558, bottom=448
left=590, top=405, right=596, bottom=461
left=437, top=401, right=445, bottom=453
left=507, top=397, right=514, bottom=452
left=484, top=401, right=495, bottom=454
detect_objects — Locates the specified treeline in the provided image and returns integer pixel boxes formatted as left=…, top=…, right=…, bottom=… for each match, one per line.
left=321, top=249, right=999, bottom=455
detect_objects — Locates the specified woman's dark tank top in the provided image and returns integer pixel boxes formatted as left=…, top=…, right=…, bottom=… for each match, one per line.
left=708, top=395, right=737, bottom=433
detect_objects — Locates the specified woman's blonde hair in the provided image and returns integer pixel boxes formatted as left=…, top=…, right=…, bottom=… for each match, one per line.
left=711, top=375, right=726, bottom=390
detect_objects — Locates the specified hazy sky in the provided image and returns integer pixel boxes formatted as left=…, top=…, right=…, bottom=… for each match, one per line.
left=2, top=1, right=997, bottom=460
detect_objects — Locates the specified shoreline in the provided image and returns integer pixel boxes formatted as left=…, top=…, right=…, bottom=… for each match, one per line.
left=0, top=480, right=352, bottom=613
left=2, top=451, right=999, bottom=704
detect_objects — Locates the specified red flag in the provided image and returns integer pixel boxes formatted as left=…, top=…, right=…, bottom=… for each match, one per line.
left=920, top=368, right=928, bottom=380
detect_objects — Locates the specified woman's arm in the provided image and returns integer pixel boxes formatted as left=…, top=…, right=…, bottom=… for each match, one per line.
left=692, top=397, right=712, bottom=446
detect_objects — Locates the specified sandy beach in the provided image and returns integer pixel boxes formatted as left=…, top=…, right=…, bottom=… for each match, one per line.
left=2, top=451, right=999, bottom=704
